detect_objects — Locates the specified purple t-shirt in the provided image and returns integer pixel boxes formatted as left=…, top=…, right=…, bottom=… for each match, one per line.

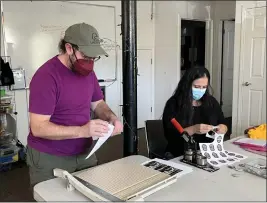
left=27, top=56, right=103, bottom=156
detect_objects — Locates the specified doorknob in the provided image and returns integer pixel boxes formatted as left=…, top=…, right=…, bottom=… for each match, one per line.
left=243, top=82, right=252, bottom=86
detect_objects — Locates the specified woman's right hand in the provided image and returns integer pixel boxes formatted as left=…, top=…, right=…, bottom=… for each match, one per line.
left=193, top=124, right=213, bottom=134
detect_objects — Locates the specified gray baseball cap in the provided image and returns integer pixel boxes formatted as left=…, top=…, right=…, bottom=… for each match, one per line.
left=63, top=23, right=108, bottom=57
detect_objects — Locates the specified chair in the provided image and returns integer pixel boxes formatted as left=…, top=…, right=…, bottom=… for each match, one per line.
left=144, top=120, right=171, bottom=160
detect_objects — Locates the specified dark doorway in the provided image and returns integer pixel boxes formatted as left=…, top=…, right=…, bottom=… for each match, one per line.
left=180, top=20, right=206, bottom=76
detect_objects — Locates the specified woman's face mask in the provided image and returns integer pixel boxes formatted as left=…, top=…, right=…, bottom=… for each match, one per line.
left=191, top=77, right=208, bottom=100
left=192, top=87, right=206, bottom=100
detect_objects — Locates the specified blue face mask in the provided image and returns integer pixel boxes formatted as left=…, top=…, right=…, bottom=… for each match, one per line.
left=192, top=87, right=206, bottom=100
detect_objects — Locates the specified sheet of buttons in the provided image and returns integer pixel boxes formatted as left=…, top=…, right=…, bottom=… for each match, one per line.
left=199, top=132, right=247, bottom=167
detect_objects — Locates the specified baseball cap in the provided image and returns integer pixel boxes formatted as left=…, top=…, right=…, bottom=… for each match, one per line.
left=63, top=23, right=108, bottom=57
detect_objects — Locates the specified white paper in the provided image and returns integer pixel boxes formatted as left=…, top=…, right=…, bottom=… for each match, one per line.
left=85, top=124, right=114, bottom=159
left=234, top=137, right=266, bottom=147
left=141, top=158, right=193, bottom=178
left=200, top=132, right=247, bottom=167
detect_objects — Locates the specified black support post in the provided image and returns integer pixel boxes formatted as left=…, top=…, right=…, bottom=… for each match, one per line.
left=121, top=0, right=138, bottom=156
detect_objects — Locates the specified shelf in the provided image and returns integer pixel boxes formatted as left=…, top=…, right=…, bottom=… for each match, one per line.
left=0, top=57, right=18, bottom=147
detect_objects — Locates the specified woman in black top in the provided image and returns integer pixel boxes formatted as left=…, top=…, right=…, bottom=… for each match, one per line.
left=162, top=66, right=228, bottom=157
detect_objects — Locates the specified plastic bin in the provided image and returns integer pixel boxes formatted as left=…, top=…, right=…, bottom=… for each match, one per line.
left=243, top=158, right=266, bottom=179
left=0, top=132, right=14, bottom=145
left=0, top=144, right=19, bottom=156
left=0, top=145, right=19, bottom=165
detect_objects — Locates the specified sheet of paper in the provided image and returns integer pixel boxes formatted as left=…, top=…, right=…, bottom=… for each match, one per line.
left=141, top=158, right=193, bottom=178
left=234, top=137, right=266, bottom=147
left=200, top=132, right=247, bottom=167
left=85, top=124, right=114, bottom=159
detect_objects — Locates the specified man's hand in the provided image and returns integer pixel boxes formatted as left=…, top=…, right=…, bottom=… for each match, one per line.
left=91, top=100, right=123, bottom=136
left=193, top=124, right=213, bottom=134
left=79, top=119, right=109, bottom=138
left=110, top=118, right=123, bottom=136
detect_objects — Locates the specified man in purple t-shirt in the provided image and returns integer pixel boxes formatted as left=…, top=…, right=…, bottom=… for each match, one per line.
left=26, top=23, right=123, bottom=186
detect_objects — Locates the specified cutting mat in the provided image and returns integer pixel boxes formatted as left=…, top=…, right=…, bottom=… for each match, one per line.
left=76, top=160, right=170, bottom=200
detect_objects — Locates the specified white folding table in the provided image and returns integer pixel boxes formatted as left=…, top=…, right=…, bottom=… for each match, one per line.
left=34, top=137, right=266, bottom=202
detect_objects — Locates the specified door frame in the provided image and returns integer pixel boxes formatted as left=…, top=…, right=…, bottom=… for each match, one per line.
left=137, top=48, right=153, bottom=129
left=218, top=19, right=235, bottom=108
left=232, top=1, right=266, bottom=137
left=177, top=14, right=214, bottom=86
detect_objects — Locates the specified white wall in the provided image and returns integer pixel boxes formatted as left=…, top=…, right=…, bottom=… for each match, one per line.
left=210, top=1, right=236, bottom=101
left=2, top=0, right=247, bottom=144
left=153, top=1, right=238, bottom=119
left=2, top=1, right=154, bottom=146
left=1, top=1, right=5, bottom=56
left=153, top=1, right=213, bottom=119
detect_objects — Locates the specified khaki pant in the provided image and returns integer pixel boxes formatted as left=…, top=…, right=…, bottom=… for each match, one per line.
left=26, top=146, right=98, bottom=186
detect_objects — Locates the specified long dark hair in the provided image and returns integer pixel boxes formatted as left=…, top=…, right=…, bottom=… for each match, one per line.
left=169, top=66, right=213, bottom=126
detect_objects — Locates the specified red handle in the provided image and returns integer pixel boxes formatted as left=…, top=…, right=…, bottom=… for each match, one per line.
left=171, top=118, right=184, bottom=134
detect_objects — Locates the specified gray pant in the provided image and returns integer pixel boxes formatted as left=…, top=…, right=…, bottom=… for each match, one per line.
left=26, top=146, right=98, bottom=186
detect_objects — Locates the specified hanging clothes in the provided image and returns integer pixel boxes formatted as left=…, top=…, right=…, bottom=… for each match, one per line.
left=0, top=57, right=15, bottom=86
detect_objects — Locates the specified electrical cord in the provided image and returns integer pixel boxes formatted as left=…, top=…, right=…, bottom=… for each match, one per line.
left=117, top=30, right=140, bottom=150
left=122, top=114, right=139, bottom=152
left=106, top=80, right=116, bottom=87
left=97, top=23, right=140, bottom=152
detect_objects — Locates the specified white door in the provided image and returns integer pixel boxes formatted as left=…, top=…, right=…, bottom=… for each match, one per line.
left=205, top=20, right=213, bottom=85
left=137, top=49, right=153, bottom=128
left=240, top=6, right=266, bottom=130
left=221, top=21, right=235, bottom=118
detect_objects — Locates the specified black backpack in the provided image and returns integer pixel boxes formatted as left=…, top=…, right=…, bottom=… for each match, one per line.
left=0, top=57, right=15, bottom=86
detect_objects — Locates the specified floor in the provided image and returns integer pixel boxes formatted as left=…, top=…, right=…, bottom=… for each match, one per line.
left=1, top=118, right=232, bottom=201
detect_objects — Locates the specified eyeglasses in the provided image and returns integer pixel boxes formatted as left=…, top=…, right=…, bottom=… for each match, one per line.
left=82, top=55, right=101, bottom=62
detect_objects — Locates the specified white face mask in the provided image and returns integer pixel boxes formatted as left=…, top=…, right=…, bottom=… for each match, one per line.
left=192, top=87, right=207, bottom=100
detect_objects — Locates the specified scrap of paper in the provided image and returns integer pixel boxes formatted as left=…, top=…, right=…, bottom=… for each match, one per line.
left=85, top=124, right=114, bottom=159
left=206, top=126, right=219, bottom=139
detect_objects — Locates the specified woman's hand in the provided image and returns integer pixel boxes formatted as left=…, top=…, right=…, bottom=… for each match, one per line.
left=193, top=124, right=213, bottom=134
left=215, top=124, right=228, bottom=134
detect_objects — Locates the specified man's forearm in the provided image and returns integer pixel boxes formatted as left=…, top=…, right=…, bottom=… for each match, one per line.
left=31, top=121, right=82, bottom=140
left=93, top=101, right=118, bottom=122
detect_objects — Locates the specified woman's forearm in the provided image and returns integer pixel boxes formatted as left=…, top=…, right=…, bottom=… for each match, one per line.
left=184, top=125, right=196, bottom=136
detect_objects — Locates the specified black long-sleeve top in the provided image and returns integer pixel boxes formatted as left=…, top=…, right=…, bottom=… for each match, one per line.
left=162, top=95, right=227, bottom=157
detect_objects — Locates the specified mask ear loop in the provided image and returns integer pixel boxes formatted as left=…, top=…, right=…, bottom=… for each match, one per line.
left=69, top=48, right=79, bottom=72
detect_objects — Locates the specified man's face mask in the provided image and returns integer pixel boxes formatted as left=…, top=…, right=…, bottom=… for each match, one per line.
left=70, top=51, right=95, bottom=76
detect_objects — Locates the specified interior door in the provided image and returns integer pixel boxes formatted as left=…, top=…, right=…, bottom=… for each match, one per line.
left=221, top=21, right=235, bottom=118
left=137, top=49, right=152, bottom=129
left=205, top=20, right=213, bottom=85
left=240, top=6, right=266, bottom=130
